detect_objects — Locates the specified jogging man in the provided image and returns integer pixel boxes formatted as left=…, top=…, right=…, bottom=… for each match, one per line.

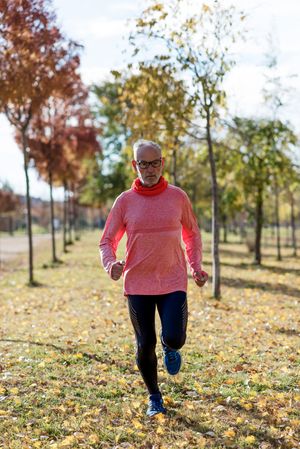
left=99, top=139, right=208, bottom=417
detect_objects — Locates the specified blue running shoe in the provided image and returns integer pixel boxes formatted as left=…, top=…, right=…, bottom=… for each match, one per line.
left=161, top=336, right=182, bottom=375
left=146, top=393, right=167, bottom=417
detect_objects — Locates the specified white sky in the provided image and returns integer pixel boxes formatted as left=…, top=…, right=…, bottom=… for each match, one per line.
left=0, top=0, right=300, bottom=200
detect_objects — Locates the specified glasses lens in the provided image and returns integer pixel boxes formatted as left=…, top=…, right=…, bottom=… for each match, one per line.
left=137, top=159, right=161, bottom=169
left=138, top=161, right=148, bottom=169
left=151, top=159, right=161, bottom=168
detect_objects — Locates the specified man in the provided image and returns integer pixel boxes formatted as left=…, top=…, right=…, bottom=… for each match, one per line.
left=99, top=139, right=208, bottom=417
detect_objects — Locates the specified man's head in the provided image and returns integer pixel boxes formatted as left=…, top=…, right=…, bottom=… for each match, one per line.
left=132, top=139, right=164, bottom=187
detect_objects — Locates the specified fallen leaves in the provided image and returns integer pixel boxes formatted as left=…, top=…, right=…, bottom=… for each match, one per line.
left=1, top=233, right=300, bottom=448
left=244, top=435, right=256, bottom=445
left=223, top=428, right=236, bottom=439
left=131, top=418, right=144, bottom=430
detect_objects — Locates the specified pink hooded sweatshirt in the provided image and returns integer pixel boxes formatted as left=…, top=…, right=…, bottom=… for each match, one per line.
left=99, top=184, right=202, bottom=296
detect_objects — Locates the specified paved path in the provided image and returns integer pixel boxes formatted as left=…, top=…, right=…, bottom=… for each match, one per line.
left=0, top=234, right=52, bottom=261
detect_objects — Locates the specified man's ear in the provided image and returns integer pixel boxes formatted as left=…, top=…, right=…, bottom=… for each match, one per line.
left=132, top=160, right=137, bottom=172
left=161, top=157, right=165, bottom=168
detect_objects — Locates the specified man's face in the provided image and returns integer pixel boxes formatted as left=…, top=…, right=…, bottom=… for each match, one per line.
left=132, top=145, right=164, bottom=187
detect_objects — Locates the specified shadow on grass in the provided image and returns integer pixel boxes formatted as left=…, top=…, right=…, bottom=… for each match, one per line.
left=276, top=327, right=300, bottom=337
left=27, top=280, right=43, bottom=288
left=0, top=338, right=103, bottom=362
left=172, top=406, right=287, bottom=448
left=222, top=261, right=300, bottom=277
left=173, top=393, right=293, bottom=449
left=171, top=411, right=212, bottom=434
left=220, top=247, right=276, bottom=259
left=221, top=276, right=300, bottom=299
left=42, top=259, right=64, bottom=269
left=223, top=399, right=293, bottom=449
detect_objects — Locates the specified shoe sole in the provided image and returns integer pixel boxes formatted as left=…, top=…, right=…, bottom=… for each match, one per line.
left=147, top=409, right=167, bottom=417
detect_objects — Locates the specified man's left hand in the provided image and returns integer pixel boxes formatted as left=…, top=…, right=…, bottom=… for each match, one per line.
left=193, top=270, right=208, bottom=287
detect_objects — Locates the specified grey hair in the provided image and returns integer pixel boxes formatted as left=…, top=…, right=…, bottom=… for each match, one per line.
left=133, top=139, right=161, bottom=160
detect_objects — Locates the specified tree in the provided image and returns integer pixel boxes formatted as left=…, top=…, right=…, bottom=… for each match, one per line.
left=262, top=40, right=297, bottom=261
left=119, top=63, right=193, bottom=185
left=0, top=189, right=18, bottom=212
left=61, top=123, right=102, bottom=245
left=0, top=0, right=81, bottom=283
left=289, top=182, right=299, bottom=257
left=231, top=117, right=297, bottom=264
left=215, top=140, right=244, bottom=243
left=83, top=80, right=132, bottom=207
left=90, top=66, right=193, bottom=209
left=24, top=80, right=95, bottom=260
left=129, top=0, right=246, bottom=298
left=280, top=162, right=300, bottom=257
left=0, top=184, right=20, bottom=235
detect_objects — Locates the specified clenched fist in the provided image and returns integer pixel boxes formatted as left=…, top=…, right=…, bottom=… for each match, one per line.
left=111, top=260, right=125, bottom=281
left=193, top=270, right=208, bottom=287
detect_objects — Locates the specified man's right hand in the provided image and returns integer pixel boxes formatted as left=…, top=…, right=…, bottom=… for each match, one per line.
left=193, top=270, right=208, bottom=287
left=111, top=260, right=125, bottom=281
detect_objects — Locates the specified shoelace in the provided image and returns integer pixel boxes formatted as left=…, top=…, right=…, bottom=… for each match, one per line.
left=166, top=349, right=178, bottom=362
left=151, top=399, right=164, bottom=411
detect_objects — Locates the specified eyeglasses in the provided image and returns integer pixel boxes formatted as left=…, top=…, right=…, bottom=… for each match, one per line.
left=136, top=158, right=162, bottom=169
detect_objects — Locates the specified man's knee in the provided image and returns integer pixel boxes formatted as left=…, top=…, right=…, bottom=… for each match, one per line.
left=163, top=333, right=186, bottom=350
left=136, top=338, right=156, bottom=357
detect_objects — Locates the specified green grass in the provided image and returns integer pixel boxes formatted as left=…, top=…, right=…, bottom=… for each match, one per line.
left=0, top=230, right=299, bottom=448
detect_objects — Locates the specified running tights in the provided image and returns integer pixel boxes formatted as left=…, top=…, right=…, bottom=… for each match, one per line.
left=127, top=290, right=188, bottom=395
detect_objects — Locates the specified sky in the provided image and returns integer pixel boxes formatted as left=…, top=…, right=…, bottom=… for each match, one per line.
left=1, top=0, right=300, bottom=200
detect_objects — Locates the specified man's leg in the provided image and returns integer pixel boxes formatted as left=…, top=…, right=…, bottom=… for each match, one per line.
left=127, top=295, right=159, bottom=395
left=157, top=291, right=188, bottom=374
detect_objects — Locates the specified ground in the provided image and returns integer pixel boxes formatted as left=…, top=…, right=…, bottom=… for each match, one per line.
left=0, top=234, right=53, bottom=262
left=0, top=230, right=299, bottom=449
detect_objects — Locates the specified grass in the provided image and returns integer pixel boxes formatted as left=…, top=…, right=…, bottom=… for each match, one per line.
left=0, top=230, right=299, bottom=449
left=1, top=224, right=50, bottom=236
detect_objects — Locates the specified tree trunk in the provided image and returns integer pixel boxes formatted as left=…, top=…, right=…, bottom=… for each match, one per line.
left=239, top=218, right=245, bottom=244
left=9, top=216, right=14, bottom=236
left=206, top=107, right=221, bottom=299
left=285, top=222, right=289, bottom=248
left=222, top=214, right=228, bottom=243
left=63, top=182, right=67, bottom=253
left=67, top=188, right=73, bottom=244
left=290, top=191, right=297, bottom=257
left=72, top=187, right=80, bottom=241
left=274, top=179, right=281, bottom=261
left=22, top=130, right=34, bottom=285
left=49, top=169, right=57, bottom=263
left=254, top=184, right=263, bottom=265
left=271, top=224, right=275, bottom=238
left=73, top=204, right=77, bottom=238
left=262, top=224, right=267, bottom=248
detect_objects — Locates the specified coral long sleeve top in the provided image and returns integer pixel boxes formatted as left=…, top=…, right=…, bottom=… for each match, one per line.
left=99, top=184, right=202, bottom=296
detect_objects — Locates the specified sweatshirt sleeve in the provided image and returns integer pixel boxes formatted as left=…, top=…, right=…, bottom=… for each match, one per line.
left=181, top=192, right=202, bottom=277
left=99, top=196, right=126, bottom=278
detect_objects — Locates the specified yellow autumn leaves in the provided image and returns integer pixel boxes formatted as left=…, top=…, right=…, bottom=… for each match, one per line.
left=224, top=428, right=256, bottom=445
left=1, top=231, right=300, bottom=448
left=49, top=433, right=99, bottom=449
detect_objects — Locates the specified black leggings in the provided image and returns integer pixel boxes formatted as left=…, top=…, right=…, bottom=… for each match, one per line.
left=127, top=290, right=188, bottom=395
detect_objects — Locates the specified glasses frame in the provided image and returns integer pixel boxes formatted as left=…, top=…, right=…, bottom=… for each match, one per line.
left=136, top=158, right=162, bottom=169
